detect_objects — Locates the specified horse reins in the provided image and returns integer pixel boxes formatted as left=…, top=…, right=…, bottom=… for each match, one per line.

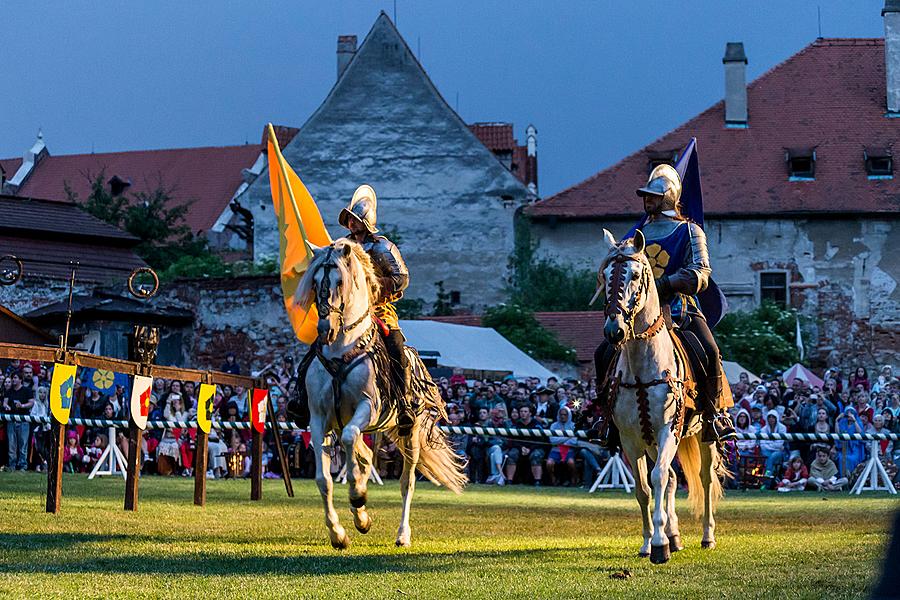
left=604, top=253, right=665, bottom=342
left=604, top=250, right=684, bottom=446
left=315, top=246, right=370, bottom=334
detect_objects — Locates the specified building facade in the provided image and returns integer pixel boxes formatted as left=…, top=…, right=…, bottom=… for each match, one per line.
left=239, top=13, right=535, bottom=310
left=526, top=30, right=900, bottom=367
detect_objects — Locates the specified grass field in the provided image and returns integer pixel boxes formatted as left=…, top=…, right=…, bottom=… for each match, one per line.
left=0, top=472, right=896, bottom=599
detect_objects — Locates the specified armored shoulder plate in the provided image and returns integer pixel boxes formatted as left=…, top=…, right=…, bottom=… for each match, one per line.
left=363, top=235, right=409, bottom=295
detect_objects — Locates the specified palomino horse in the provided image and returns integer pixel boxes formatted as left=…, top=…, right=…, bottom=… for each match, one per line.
left=296, top=238, right=467, bottom=549
left=598, top=229, right=726, bottom=564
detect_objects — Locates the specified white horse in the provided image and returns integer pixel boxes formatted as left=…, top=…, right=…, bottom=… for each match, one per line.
left=598, top=229, right=726, bottom=564
left=296, top=238, right=467, bottom=549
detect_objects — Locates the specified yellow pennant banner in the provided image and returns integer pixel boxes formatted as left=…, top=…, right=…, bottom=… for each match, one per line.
left=267, top=122, right=332, bottom=344
left=49, top=363, right=78, bottom=425
left=197, top=383, right=216, bottom=434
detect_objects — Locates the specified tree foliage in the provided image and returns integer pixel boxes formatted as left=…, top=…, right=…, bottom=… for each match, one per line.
left=67, top=171, right=213, bottom=273
left=482, top=303, right=577, bottom=363
left=715, top=301, right=800, bottom=376
left=508, top=212, right=600, bottom=312
left=431, top=280, right=454, bottom=316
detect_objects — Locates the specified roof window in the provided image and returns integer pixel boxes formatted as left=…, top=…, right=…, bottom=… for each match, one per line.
left=864, top=147, right=893, bottom=179
left=785, top=147, right=816, bottom=181
left=646, top=149, right=679, bottom=173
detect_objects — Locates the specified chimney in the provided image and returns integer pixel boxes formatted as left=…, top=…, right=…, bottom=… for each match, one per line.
left=337, top=35, right=357, bottom=80
left=884, top=1, right=900, bottom=113
left=722, top=42, right=748, bottom=127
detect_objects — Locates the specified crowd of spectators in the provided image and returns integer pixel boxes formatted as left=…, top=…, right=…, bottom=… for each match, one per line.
left=2, top=354, right=898, bottom=493
left=727, top=365, right=900, bottom=490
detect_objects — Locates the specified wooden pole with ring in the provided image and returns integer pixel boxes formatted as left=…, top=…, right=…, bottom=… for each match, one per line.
left=124, top=267, right=160, bottom=512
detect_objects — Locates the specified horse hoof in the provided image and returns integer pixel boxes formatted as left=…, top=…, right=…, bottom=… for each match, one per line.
left=668, top=534, right=684, bottom=552
left=354, top=515, right=373, bottom=534
left=330, top=533, right=351, bottom=550
left=638, top=551, right=650, bottom=558
left=395, top=538, right=411, bottom=548
left=701, top=540, right=716, bottom=550
left=649, top=544, right=671, bottom=564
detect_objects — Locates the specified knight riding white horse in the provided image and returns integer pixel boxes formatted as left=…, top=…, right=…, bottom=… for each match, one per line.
left=597, top=228, right=728, bottom=564
left=295, top=187, right=466, bottom=549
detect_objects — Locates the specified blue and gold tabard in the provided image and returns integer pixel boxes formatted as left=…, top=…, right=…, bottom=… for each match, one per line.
left=627, top=221, right=700, bottom=322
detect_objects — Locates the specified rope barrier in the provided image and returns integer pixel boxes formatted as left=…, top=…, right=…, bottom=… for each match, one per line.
left=3, top=413, right=898, bottom=441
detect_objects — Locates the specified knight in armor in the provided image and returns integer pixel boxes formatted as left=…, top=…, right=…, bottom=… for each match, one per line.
left=338, top=185, right=417, bottom=437
left=593, top=164, right=736, bottom=444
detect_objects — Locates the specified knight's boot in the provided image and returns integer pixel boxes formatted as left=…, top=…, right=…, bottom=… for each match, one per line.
left=396, top=367, right=415, bottom=437
left=701, top=372, right=736, bottom=443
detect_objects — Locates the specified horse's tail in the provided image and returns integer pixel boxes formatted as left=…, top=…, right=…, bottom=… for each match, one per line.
left=412, top=411, right=468, bottom=494
left=676, top=435, right=724, bottom=518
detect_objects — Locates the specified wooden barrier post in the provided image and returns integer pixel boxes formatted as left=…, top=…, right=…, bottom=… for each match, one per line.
left=124, top=421, right=143, bottom=511
left=250, top=426, right=263, bottom=501
left=45, top=419, right=65, bottom=514
left=194, top=430, right=209, bottom=506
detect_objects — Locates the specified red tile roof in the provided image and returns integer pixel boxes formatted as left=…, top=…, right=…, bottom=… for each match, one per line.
left=533, top=311, right=603, bottom=364
left=468, top=123, right=516, bottom=152
left=2, top=144, right=261, bottom=234
left=0, top=158, right=23, bottom=183
left=424, top=311, right=603, bottom=364
left=528, top=38, right=900, bottom=219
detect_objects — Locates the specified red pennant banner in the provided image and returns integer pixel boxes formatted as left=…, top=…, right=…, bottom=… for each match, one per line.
left=251, top=388, right=268, bottom=433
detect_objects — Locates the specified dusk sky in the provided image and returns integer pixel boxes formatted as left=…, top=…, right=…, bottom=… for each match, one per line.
left=1, top=1, right=886, bottom=197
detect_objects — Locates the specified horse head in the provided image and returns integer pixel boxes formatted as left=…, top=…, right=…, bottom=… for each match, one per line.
left=598, top=228, right=657, bottom=345
left=296, top=238, right=380, bottom=345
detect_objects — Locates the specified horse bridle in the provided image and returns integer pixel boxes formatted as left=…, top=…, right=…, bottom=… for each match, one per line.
left=314, top=246, right=370, bottom=334
left=603, top=253, right=664, bottom=341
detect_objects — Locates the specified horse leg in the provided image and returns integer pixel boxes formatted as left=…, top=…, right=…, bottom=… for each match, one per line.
left=621, top=437, right=652, bottom=557
left=311, top=415, right=349, bottom=549
left=699, top=440, right=717, bottom=549
left=665, top=466, right=683, bottom=552
left=395, top=427, right=420, bottom=547
left=341, top=402, right=374, bottom=534
left=649, top=428, right=678, bottom=564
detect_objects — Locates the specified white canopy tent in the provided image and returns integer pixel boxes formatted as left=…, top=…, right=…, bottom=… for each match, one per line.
left=723, top=360, right=761, bottom=384
left=400, top=320, right=559, bottom=381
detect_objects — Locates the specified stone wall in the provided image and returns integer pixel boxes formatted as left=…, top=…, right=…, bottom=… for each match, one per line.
left=163, top=276, right=305, bottom=374
left=530, top=216, right=899, bottom=368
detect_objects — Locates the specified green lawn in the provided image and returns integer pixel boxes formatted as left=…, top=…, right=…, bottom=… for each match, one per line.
left=0, top=472, right=896, bottom=599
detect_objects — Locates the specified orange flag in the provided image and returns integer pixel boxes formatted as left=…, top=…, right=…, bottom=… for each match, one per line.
left=267, top=123, right=332, bottom=344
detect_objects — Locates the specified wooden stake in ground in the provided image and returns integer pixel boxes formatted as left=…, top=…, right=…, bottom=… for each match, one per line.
left=194, top=429, right=209, bottom=506
left=251, top=427, right=263, bottom=501
left=124, top=421, right=143, bottom=511
left=45, top=420, right=65, bottom=514
left=267, top=393, right=294, bottom=498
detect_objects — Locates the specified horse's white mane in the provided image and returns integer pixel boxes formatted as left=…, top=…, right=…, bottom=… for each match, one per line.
left=295, top=238, right=381, bottom=309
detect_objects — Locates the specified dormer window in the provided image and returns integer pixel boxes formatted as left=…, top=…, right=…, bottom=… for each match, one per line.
left=864, top=147, right=893, bottom=179
left=646, top=149, right=679, bottom=174
left=785, top=147, right=816, bottom=180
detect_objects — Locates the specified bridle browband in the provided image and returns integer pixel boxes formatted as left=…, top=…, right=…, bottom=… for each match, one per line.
left=314, top=245, right=370, bottom=336
left=603, top=252, right=665, bottom=342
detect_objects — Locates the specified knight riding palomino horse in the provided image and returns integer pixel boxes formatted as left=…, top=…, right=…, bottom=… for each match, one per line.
left=598, top=229, right=727, bottom=564
left=296, top=238, right=467, bottom=549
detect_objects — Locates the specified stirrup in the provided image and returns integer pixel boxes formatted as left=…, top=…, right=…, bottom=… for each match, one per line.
left=702, top=413, right=736, bottom=443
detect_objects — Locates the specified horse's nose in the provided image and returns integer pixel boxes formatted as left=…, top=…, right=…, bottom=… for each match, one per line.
left=604, top=319, right=625, bottom=345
